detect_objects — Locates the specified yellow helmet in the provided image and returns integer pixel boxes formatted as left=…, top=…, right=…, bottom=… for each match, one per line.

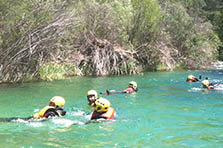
left=202, top=80, right=210, bottom=87
left=95, top=98, right=110, bottom=112
left=187, top=75, right=195, bottom=80
left=87, top=90, right=98, bottom=98
left=129, top=81, right=137, bottom=89
left=50, top=96, right=65, bottom=108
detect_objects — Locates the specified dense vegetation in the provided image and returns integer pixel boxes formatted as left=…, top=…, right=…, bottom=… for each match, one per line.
left=0, top=0, right=222, bottom=83
left=203, top=0, right=223, bottom=60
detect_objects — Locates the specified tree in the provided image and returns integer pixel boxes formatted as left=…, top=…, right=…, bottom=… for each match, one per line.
left=128, top=0, right=162, bottom=45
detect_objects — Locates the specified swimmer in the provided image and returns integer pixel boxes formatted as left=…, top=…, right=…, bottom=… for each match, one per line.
left=100, top=81, right=138, bottom=95
left=90, top=98, right=115, bottom=120
left=33, top=96, right=66, bottom=119
left=87, top=90, right=99, bottom=107
left=186, top=75, right=201, bottom=82
left=201, top=77, right=214, bottom=89
left=0, top=96, right=66, bottom=122
left=123, top=81, right=138, bottom=93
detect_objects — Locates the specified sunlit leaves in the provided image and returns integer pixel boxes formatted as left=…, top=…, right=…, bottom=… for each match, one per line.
left=128, top=0, right=162, bottom=45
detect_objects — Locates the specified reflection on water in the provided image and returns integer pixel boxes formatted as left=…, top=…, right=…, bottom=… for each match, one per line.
left=0, top=70, right=223, bottom=148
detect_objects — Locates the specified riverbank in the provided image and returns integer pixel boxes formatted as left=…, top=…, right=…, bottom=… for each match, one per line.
left=26, top=62, right=221, bottom=83
left=0, top=1, right=221, bottom=83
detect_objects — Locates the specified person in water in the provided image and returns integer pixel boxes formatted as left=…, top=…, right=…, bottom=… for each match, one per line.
left=201, top=77, right=214, bottom=89
left=91, top=98, right=115, bottom=120
left=0, top=96, right=66, bottom=122
left=33, top=96, right=66, bottom=119
left=186, top=75, right=201, bottom=82
left=103, top=81, right=138, bottom=95
left=87, top=90, right=99, bottom=107
left=123, top=81, right=138, bottom=93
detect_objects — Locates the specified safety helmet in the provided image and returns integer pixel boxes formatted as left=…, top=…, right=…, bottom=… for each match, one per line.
left=129, top=81, right=137, bottom=89
left=95, top=98, right=110, bottom=112
left=202, top=80, right=210, bottom=87
left=87, top=90, right=98, bottom=98
left=187, top=75, right=195, bottom=80
left=50, top=96, right=65, bottom=108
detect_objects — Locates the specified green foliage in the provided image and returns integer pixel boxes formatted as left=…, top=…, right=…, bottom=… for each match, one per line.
left=128, top=0, right=162, bottom=45
left=0, top=0, right=53, bottom=49
left=39, top=63, right=77, bottom=81
left=77, top=0, right=123, bottom=42
left=214, top=12, right=223, bottom=41
left=178, top=0, right=206, bottom=14
left=159, top=1, right=220, bottom=68
left=203, top=0, right=223, bottom=60
left=213, top=11, right=223, bottom=60
left=174, top=62, right=187, bottom=70
left=162, top=2, right=194, bottom=49
left=0, top=0, right=222, bottom=83
left=95, top=0, right=112, bottom=4
left=110, top=0, right=133, bottom=43
left=0, top=0, right=75, bottom=83
left=156, top=65, right=169, bottom=71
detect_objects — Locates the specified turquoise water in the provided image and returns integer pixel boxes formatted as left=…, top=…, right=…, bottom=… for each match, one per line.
left=0, top=70, right=223, bottom=148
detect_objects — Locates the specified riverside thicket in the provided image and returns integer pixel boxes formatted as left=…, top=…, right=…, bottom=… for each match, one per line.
left=0, top=0, right=222, bottom=83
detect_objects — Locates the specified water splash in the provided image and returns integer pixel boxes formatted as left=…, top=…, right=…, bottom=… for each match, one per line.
left=52, top=118, right=84, bottom=127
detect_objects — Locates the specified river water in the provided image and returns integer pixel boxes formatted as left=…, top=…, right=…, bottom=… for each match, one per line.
left=0, top=70, right=223, bottom=148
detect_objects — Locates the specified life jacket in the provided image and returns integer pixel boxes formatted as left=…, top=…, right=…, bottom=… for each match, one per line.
left=202, top=80, right=210, bottom=88
left=91, top=107, right=115, bottom=120
left=33, top=106, right=66, bottom=119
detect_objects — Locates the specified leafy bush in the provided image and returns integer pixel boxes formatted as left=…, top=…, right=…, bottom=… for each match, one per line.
left=0, top=0, right=222, bottom=83
left=128, top=0, right=162, bottom=45
left=39, top=62, right=78, bottom=81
